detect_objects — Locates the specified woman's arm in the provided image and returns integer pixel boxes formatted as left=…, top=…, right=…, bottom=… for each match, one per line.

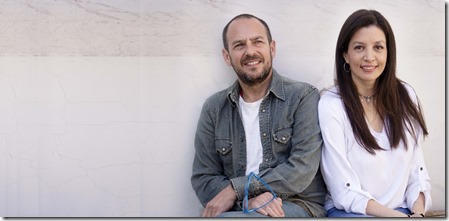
left=366, top=199, right=408, bottom=217
left=366, top=193, right=425, bottom=217
left=410, top=192, right=426, bottom=217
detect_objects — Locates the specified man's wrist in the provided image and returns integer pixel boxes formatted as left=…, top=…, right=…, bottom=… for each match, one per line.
left=230, top=178, right=245, bottom=201
left=229, top=180, right=240, bottom=201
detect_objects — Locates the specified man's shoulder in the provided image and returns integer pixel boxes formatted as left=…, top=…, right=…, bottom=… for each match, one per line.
left=202, top=85, right=233, bottom=110
left=278, top=74, right=318, bottom=96
left=206, top=87, right=229, bottom=100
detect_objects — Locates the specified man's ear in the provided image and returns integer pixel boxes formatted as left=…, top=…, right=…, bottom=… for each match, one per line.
left=222, top=48, right=231, bottom=66
left=270, top=40, right=276, bottom=58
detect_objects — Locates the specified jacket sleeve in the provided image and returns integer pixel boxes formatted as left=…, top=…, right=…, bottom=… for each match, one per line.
left=190, top=101, right=234, bottom=207
left=318, top=93, right=374, bottom=214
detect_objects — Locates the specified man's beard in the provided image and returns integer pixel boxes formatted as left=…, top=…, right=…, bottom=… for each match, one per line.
left=231, top=54, right=272, bottom=86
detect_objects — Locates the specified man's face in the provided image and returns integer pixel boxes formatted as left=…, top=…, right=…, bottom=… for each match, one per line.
left=222, top=18, right=276, bottom=86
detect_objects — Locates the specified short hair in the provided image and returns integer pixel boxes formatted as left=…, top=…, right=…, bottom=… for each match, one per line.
left=222, top=14, right=272, bottom=51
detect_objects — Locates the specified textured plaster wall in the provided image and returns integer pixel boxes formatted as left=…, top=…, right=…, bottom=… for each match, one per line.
left=0, top=0, right=445, bottom=217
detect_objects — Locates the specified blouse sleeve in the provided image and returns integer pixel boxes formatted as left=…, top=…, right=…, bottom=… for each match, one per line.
left=405, top=139, right=432, bottom=212
left=318, top=92, right=374, bottom=214
left=403, top=83, right=432, bottom=211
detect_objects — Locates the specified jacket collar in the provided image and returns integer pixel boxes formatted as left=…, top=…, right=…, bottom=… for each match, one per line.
left=227, top=69, right=285, bottom=107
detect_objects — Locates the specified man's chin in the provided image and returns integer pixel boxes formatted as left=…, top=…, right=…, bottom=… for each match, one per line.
left=239, top=74, right=270, bottom=86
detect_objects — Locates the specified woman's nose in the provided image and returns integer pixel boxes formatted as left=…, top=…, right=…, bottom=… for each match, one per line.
left=364, top=50, right=375, bottom=61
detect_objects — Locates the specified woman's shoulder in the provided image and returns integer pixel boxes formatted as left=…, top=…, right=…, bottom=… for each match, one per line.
left=319, top=86, right=341, bottom=102
left=400, top=81, right=419, bottom=103
left=319, top=86, right=345, bottom=111
left=400, top=81, right=414, bottom=92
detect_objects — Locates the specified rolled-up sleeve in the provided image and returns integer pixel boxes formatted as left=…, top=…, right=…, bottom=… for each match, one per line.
left=405, top=138, right=432, bottom=212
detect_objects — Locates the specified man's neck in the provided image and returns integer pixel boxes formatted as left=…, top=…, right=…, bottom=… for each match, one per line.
left=239, top=75, right=272, bottom=103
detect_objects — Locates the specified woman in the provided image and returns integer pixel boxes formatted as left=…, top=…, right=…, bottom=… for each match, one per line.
left=318, top=9, right=432, bottom=217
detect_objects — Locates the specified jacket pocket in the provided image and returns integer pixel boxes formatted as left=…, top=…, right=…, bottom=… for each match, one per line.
left=215, top=139, right=233, bottom=176
left=272, top=127, right=292, bottom=154
left=215, top=139, right=232, bottom=155
left=273, top=127, right=292, bottom=144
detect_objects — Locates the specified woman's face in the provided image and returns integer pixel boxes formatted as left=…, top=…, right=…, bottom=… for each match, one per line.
left=343, top=25, right=387, bottom=88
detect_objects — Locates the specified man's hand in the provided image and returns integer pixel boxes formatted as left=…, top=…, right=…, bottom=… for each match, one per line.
left=248, top=192, right=284, bottom=217
left=201, top=184, right=237, bottom=217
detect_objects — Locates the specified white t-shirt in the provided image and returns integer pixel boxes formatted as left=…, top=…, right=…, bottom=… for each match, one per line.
left=318, top=84, right=432, bottom=214
left=239, top=96, right=264, bottom=175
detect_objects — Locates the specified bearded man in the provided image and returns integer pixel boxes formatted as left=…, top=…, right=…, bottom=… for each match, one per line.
left=191, top=14, right=327, bottom=218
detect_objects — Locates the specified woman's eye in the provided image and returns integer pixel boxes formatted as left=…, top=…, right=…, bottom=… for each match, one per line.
left=375, top=45, right=384, bottom=50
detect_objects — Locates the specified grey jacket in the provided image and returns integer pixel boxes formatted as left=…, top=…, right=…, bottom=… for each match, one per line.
left=191, top=69, right=327, bottom=217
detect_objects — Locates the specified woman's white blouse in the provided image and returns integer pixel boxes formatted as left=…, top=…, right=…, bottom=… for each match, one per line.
left=318, top=85, right=432, bottom=215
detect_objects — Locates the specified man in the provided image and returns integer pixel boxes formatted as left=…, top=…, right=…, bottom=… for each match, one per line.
left=191, top=14, right=326, bottom=217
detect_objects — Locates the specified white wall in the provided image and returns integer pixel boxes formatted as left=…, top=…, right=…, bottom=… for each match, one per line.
left=0, top=0, right=444, bottom=217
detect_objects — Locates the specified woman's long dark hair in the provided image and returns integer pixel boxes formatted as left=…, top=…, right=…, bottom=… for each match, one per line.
left=335, top=9, right=428, bottom=154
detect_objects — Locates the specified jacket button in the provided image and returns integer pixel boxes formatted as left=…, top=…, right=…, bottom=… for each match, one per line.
left=420, top=167, right=423, bottom=171
left=346, top=183, right=350, bottom=187
left=282, top=137, right=286, bottom=141
left=222, top=148, right=226, bottom=152
left=261, top=109, right=266, bottom=113
left=262, top=133, right=267, bottom=137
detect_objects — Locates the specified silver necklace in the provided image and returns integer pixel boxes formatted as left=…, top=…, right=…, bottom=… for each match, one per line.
left=359, top=94, right=375, bottom=103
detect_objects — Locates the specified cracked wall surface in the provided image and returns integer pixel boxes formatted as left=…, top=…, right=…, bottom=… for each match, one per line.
left=0, top=0, right=445, bottom=217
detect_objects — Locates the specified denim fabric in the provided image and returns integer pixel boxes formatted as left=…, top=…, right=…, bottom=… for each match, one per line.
left=218, top=201, right=310, bottom=217
left=191, top=69, right=327, bottom=217
left=326, top=207, right=411, bottom=217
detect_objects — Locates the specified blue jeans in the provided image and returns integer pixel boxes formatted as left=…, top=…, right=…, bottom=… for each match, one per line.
left=327, top=207, right=411, bottom=217
left=218, top=201, right=311, bottom=217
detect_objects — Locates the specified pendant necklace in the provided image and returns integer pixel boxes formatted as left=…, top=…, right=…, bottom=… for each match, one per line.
left=359, top=94, right=375, bottom=103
